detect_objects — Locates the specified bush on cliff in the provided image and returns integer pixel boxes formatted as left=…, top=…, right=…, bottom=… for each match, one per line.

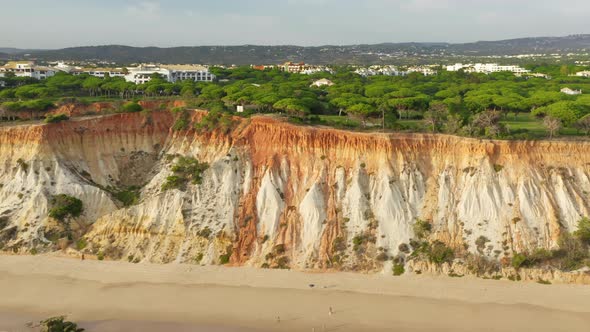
left=119, top=102, right=143, bottom=113
left=392, top=263, right=405, bottom=276
left=113, top=187, right=141, bottom=207
left=413, top=219, right=432, bottom=239
left=44, top=113, right=69, bottom=124
left=194, top=109, right=236, bottom=134
left=574, top=217, right=590, bottom=245
left=427, top=241, right=455, bottom=264
left=48, top=194, right=83, bottom=221
left=171, top=108, right=190, bottom=131
left=162, top=156, right=209, bottom=191
left=511, top=219, right=590, bottom=271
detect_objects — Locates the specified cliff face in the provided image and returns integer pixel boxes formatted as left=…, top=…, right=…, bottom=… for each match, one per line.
left=1, top=111, right=589, bottom=274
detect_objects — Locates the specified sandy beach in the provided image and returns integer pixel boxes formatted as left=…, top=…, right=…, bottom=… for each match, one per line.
left=0, top=255, right=589, bottom=331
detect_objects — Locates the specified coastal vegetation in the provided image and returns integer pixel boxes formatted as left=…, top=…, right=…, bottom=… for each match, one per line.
left=34, top=316, right=84, bottom=332
left=48, top=194, right=83, bottom=221
left=162, top=156, right=209, bottom=191
left=2, top=65, right=590, bottom=139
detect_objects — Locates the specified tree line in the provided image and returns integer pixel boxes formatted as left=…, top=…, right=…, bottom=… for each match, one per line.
left=1, top=64, right=590, bottom=139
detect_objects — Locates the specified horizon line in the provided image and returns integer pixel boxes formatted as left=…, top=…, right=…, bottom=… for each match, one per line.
left=2, top=33, right=589, bottom=51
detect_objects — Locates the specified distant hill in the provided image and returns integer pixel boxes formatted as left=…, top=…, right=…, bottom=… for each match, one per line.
left=0, top=48, right=38, bottom=54
left=3, top=35, right=590, bottom=65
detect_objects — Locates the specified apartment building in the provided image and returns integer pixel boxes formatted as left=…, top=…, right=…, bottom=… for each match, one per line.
left=70, top=68, right=126, bottom=78
left=0, top=61, right=57, bottom=80
left=122, top=64, right=215, bottom=84
left=446, top=63, right=529, bottom=75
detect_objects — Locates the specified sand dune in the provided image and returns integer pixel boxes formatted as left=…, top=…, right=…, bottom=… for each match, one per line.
left=1, top=255, right=589, bottom=331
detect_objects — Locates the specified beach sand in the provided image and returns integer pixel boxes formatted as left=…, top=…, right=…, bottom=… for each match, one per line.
left=0, top=255, right=589, bottom=331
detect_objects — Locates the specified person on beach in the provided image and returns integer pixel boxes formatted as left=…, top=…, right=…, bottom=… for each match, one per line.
left=81, top=254, right=85, bottom=261
left=329, top=307, right=333, bottom=316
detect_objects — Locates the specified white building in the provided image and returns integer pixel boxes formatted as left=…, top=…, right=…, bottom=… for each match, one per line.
left=561, top=87, right=582, bottom=95
left=446, top=63, right=466, bottom=72
left=406, top=66, right=437, bottom=76
left=575, top=71, right=590, bottom=77
left=278, top=62, right=333, bottom=75
left=0, top=72, right=5, bottom=87
left=354, top=67, right=378, bottom=77
left=446, top=63, right=529, bottom=75
left=379, top=65, right=406, bottom=76
left=354, top=65, right=407, bottom=77
left=166, top=65, right=216, bottom=83
left=123, top=64, right=215, bottom=84
left=0, top=61, right=57, bottom=80
left=70, top=67, right=126, bottom=78
left=311, top=78, right=334, bottom=87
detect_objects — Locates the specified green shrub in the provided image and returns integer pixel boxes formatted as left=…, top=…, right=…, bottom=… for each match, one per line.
left=511, top=253, right=528, bottom=269
left=161, top=175, right=184, bottom=191
left=413, top=219, right=432, bottom=239
left=574, top=217, right=590, bottom=245
left=38, top=316, right=85, bottom=332
left=194, top=109, right=236, bottom=134
left=172, top=117, right=190, bottom=131
left=97, top=252, right=104, bottom=261
left=114, top=189, right=140, bottom=207
left=219, top=253, right=230, bottom=265
left=428, top=241, right=455, bottom=264
left=76, top=238, right=87, bottom=250
left=392, top=263, right=405, bottom=276
left=48, top=194, right=83, bottom=221
left=555, top=233, right=589, bottom=271
left=162, top=156, right=209, bottom=191
left=44, top=113, right=69, bottom=124
left=171, top=108, right=190, bottom=131
left=352, top=233, right=376, bottom=253
left=120, top=102, right=143, bottom=113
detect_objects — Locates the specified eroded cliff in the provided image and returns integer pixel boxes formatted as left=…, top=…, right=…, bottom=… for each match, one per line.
left=1, top=110, right=589, bottom=279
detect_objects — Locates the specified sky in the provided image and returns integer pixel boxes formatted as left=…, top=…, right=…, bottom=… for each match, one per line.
left=1, top=0, right=589, bottom=49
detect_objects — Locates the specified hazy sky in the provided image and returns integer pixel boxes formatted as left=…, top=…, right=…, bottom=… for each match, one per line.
left=1, top=0, right=589, bottom=48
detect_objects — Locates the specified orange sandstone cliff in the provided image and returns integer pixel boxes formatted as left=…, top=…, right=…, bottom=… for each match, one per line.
left=0, top=110, right=589, bottom=280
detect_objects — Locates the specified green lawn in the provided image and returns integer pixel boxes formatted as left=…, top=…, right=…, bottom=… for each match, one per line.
left=311, top=113, right=585, bottom=139
left=317, top=115, right=361, bottom=128
left=501, top=112, right=584, bottom=138
left=500, top=113, right=547, bottom=137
